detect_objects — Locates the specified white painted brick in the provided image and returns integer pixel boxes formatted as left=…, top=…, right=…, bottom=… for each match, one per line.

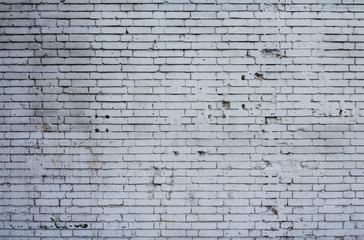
left=1, top=1, right=363, bottom=239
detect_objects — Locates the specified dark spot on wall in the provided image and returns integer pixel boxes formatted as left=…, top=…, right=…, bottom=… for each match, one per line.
left=222, top=114, right=226, bottom=119
left=95, top=128, right=100, bottom=132
left=173, top=151, right=179, bottom=156
left=255, top=72, right=264, bottom=80
left=106, top=129, right=109, bottom=132
left=241, top=75, right=245, bottom=80
left=339, top=109, right=343, bottom=116
left=95, top=115, right=98, bottom=118
left=125, top=29, right=129, bottom=34
left=284, top=151, right=292, bottom=156
left=242, top=104, right=246, bottom=110
left=198, top=151, right=206, bottom=156
left=105, top=115, right=110, bottom=119
left=222, top=101, right=230, bottom=110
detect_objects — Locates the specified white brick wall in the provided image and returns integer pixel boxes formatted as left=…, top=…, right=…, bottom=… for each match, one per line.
left=1, top=0, right=364, bottom=239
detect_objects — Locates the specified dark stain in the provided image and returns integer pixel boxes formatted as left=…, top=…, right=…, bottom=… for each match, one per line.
left=95, top=128, right=100, bottom=132
left=74, top=224, right=88, bottom=229
left=339, top=109, right=343, bottom=116
left=51, top=217, right=67, bottom=229
left=106, top=129, right=109, bottom=132
left=242, top=104, right=246, bottom=110
left=241, top=75, right=245, bottom=80
left=267, top=206, right=279, bottom=215
left=173, top=151, right=179, bottom=156
left=105, top=115, right=110, bottom=119
left=95, top=115, right=98, bottom=118
left=40, top=225, right=49, bottom=229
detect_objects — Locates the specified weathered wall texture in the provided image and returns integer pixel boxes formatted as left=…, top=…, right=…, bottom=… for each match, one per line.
left=1, top=0, right=364, bottom=239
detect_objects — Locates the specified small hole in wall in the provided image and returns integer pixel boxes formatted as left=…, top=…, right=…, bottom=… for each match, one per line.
left=198, top=151, right=206, bottom=156
left=95, top=115, right=98, bottom=118
left=106, top=129, right=109, bottom=132
left=255, top=72, right=264, bottom=80
left=241, top=75, right=245, bottom=80
left=265, top=116, right=277, bottom=125
left=95, top=128, right=100, bottom=132
left=105, top=115, right=110, bottom=119
left=242, top=104, right=246, bottom=110
left=222, top=101, right=230, bottom=110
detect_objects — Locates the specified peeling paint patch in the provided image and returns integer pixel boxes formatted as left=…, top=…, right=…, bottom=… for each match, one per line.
left=41, top=123, right=51, bottom=131
left=261, top=49, right=281, bottom=58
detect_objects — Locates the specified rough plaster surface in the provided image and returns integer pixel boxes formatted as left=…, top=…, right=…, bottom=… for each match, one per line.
left=1, top=0, right=364, bottom=239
